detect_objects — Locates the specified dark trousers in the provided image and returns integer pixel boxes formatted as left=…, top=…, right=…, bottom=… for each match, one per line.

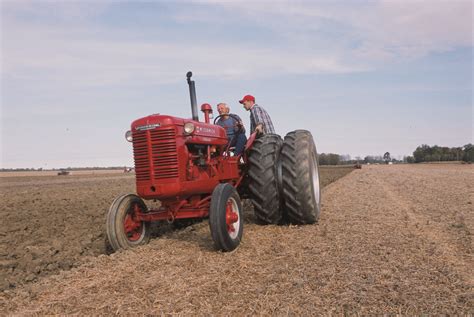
left=229, top=133, right=247, bottom=155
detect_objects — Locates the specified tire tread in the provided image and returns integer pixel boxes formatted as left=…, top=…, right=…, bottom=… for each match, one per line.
left=247, top=134, right=283, bottom=224
left=281, top=130, right=321, bottom=224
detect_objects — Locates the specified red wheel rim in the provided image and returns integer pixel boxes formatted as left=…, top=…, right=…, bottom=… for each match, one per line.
left=123, top=203, right=144, bottom=242
left=225, top=198, right=240, bottom=239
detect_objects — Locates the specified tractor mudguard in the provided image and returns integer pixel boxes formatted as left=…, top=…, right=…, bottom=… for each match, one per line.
left=244, top=132, right=258, bottom=152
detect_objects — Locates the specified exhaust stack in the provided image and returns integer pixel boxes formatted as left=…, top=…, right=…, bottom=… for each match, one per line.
left=186, top=71, right=199, bottom=121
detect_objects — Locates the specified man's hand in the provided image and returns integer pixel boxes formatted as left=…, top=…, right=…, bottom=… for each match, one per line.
left=255, top=124, right=263, bottom=134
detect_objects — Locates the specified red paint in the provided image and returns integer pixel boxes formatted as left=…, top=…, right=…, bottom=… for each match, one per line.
left=225, top=202, right=239, bottom=234
left=123, top=204, right=144, bottom=241
left=129, top=113, right=257, bottom=224
left=200, top=103, right=213, bottom=124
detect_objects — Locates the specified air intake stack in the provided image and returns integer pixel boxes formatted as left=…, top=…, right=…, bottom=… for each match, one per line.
left=186, top=71, right=199, bottom=121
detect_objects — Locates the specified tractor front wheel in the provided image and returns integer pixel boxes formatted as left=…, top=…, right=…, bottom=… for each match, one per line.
left=209, top=183, right=243, bottom=252
left=106, top=194, right=151, bottom=252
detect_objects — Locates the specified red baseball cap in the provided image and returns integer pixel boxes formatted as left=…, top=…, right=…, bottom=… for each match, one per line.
left=239, top=94, right=255, bottom=104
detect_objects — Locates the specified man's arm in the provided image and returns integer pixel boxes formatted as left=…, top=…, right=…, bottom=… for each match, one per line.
left=232, top=114, right=246, bottom=134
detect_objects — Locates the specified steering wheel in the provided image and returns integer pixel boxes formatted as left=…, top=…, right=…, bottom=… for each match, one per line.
left=213, top=114, right=244, bottom=133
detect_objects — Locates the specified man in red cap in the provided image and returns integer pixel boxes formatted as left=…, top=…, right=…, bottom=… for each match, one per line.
left=239, top=94, right=275, bottom=135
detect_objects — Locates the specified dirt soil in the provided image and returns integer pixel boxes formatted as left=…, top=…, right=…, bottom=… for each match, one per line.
left=1, top=164, right=472, bottom=314
left=0, top=173, right=136, bottom=291
left=0, top=167, right=352, bottom=292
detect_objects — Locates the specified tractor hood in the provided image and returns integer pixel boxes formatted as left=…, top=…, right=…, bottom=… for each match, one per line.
left=131, top=114, right=228, bottom=143
left=132, top=114, right=184, bottom=131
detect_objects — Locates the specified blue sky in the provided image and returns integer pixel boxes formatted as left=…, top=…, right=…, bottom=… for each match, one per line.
left=1, top=0, right=472, bottom=168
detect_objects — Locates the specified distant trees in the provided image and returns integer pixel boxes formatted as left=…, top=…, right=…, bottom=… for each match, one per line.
left=363, top=155, right=384, bottom=164
left=316, top=144, right=473, bottom=166
left=318, top=153, right=341, bottom=165
left=318, top=153, right=397, bottom=165
left=340, top=154, right=351, bottom=162
left=463, top=144, right=474, bottom=162
left=412, top=144, right=473, bottom=163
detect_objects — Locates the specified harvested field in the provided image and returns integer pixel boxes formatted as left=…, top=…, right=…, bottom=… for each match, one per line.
left=1, top=164, right=472, bottom=314
left=0, top=169, right=126, bottom=178
left=0, top=167, right=353, bottom=291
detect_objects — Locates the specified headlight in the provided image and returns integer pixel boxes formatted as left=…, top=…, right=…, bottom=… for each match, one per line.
left=184, top=122, right=195, bottom=134
left=125, top=130, right=133, bottom=142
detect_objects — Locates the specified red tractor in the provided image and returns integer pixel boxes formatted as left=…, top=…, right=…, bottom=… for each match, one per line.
left=106, top=72, right=321, bottom=252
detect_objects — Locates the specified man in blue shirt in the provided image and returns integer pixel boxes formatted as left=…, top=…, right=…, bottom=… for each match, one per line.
left=215, top=103, right=247, bottom=155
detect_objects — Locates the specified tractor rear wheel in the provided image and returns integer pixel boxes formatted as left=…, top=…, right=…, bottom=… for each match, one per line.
left=106, top=194, right=151, bottom=252
left=209, top=183, right=243, bottom=252
left=247, top=134, right=283, bottom=224
left=280, top=130, right=321, bottom=224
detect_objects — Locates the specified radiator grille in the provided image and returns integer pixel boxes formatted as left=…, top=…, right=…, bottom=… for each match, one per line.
left=132, top=127, right=178, bottom=181
left=132, top=130, right=150, bottom=181
left=150, top=128, right=179, bottom=179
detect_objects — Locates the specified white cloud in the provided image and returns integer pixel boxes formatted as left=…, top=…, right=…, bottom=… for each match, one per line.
left=195, top=0, right=473, bottom=61
left=2, top=0, right=471, bottom=90
left=350, top=1, right=473, bottom=59
left=1, top=20, right=362, bottom=90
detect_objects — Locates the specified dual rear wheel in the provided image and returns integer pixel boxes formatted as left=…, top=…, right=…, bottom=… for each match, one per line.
left=247, top=130, right=321, bottom=225
left=280, top=130, right=321, bottom=224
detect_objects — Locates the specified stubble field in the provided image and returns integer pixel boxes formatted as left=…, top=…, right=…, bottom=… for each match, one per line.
left=1, top=164, right=472, bottom=314
left=0, top=167, right=352, bottom=291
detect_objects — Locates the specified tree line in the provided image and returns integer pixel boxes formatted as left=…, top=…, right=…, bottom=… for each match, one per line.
left=317, top=143, right=473, bottom=165
left=317, top=153, right=392, bottom=165
left=410, top=144, right=473, bottom=163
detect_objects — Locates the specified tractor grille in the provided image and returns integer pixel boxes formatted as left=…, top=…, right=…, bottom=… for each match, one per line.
left=132, top=130, right=150, bottom=181
left=132, top=127, right=179, bottom=181
left=150, top=128, right=179, bottom=179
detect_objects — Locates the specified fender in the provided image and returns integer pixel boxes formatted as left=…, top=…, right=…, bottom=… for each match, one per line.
left=244, top=132, right=258, bottom=152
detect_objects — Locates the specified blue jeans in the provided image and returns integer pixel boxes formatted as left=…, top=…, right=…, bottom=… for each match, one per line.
left=229, top=133, right=247, bottom=155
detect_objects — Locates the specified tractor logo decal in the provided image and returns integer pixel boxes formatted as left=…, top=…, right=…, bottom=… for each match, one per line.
left=136, top=123, right=161, bottom=131
left=196, top=126, right=217, bottom=134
